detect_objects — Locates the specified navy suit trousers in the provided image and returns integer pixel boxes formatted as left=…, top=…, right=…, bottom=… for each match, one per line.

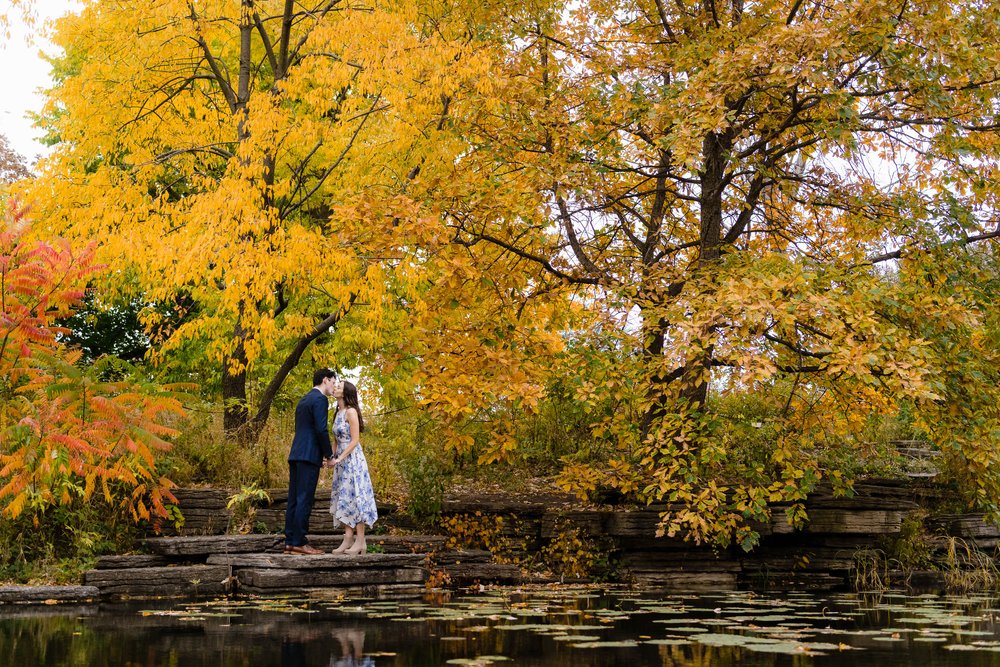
left=285, top=461, right=321, bottom=547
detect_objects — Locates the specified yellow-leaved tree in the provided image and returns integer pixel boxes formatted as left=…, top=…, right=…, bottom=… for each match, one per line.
left=29, top=0, right=498, bottom=443
left=439, top=0, right=1000, bottom=547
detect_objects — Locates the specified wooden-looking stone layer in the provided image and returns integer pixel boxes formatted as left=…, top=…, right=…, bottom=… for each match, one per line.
left=83, top=565, right=232, bottom=598
left=0, top=585, right=100, bottom=604
left=9, top=477, right=1000, bottom=603
left=79, top=533, right=521, bottom=599
left=136, top=478, right=1000, bottom=595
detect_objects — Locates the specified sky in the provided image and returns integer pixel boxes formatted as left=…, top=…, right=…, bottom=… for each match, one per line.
left=1, top=1, right=79, bottom=164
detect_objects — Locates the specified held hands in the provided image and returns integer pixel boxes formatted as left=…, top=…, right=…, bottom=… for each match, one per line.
left=323, top=457, right=342, bottom=468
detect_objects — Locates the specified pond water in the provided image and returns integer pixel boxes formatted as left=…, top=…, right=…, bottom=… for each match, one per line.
left=5, top=586, right=1000, bottom=666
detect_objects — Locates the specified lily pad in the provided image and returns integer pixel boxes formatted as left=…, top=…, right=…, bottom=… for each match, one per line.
left=571, top=640, right=640, bottom=649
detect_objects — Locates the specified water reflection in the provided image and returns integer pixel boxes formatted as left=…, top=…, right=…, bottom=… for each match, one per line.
left=5, top=588, right=1000, bottom=666
left=330, top=629, right=373, bottom=667
left=280, top=628, right=374, bottom=667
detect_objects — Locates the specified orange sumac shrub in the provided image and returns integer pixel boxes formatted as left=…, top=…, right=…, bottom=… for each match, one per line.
left=0, top=202, right=183, bottom=526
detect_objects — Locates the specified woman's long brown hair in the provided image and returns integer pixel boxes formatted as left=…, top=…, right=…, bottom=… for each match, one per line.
left=341, top=381, right=365, bottom=433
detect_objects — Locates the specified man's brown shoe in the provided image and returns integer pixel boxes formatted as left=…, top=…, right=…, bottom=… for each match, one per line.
left=286, top=544, right=324, bottom=555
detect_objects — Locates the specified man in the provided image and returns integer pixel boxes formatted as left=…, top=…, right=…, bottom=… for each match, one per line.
left=284, top=368, right=337, bottom=554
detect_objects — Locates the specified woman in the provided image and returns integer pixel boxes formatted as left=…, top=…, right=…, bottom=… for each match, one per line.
left=328, top=380, right=378, bottom=555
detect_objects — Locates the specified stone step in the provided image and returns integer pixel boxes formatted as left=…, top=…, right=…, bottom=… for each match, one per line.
left=83, top=564, right=232, bottom=598
left=87, top=538, right=501, bottom=599
left=205, top=553, right=424, bottom=568
left=142, top=534, right=449, bottom=558
left=237, top=567, right=424, bottom=592
left=443, top=562, right=525, bottom=586
left=95, top=555, right=171, bottom=569
left=0, top=585, right=100, bottom=604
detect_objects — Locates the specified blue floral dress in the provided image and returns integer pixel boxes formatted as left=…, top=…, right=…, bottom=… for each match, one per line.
left=329, top=409, right=378, bottom=528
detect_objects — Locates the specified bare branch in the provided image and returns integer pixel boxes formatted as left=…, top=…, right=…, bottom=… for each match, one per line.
left=187, top=1, right=238, bottom=113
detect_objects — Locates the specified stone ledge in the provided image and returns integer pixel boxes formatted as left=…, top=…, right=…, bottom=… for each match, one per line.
left=0, top=585, right=100, bottom=604
left=206, top=553, right=424, bottom=568
left=82, top=564, right=231, bottom=598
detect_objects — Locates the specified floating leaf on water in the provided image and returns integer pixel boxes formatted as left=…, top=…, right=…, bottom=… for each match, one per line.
left=696, top=633, right=760, bottom=647
left=644, top=639, right=691, bottom=646
left=440, top=636, right=467, bottom=642
left=747, top=642, right=825, bottom=655
left=552, top=635, right=602, bottom=642
left=509, top=609, right=546, bottom=617
left=763, top=631, right=811, bottom=641
left=571, top=640, right=640, bottom=649
left=730, top=615, right=795, bottom=623
left=462, top=626, right=491, bottom=633
left=667, top=627, right=710, bottom=633
left=639, top=607, right=687, bottom=615
left=824, top=629, right=888, bottom=637
left=695, top=632, right=852, bottom=655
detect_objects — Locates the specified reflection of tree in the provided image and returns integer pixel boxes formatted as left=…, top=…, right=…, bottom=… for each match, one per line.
left=656, top=643, right=777, bottom=667
left=329, top=628, right=373, bottom=667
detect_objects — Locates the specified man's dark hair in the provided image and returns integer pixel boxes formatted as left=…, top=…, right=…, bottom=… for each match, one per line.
left=312, top=368, right=336, bottom=386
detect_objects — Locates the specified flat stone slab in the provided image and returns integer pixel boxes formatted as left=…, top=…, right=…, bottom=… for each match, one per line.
left=144, top=534, right=450, bottom=557
left=237, top=566, right=424, bottom=590
left=929, top=514, right=1000, bottom=538
left=0, top=586, right=100, bottom=604
left=145, top=535, right=284, bottom=556
left=443, top=562, right=525, bottom=585
left=207, top=553, right=424, bottom=568
left=95, top=555, right=170, bottom=569
left=83, top=565, right=231, bottom=598
left=800, top=509, right=909, bottom=534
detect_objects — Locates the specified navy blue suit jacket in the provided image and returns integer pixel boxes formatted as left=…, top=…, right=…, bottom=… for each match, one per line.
left=287, top=388, right=334, bottom=465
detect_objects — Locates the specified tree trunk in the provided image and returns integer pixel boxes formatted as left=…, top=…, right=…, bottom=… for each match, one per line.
left=679, top=128, right=731, bottom=411
left=222, top=317, right=251, bottom=442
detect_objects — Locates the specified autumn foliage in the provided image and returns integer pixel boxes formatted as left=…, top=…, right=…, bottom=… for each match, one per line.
left=0, top=201, right=182, bottom=525
left=16, top=0, right=1000, bottom=550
